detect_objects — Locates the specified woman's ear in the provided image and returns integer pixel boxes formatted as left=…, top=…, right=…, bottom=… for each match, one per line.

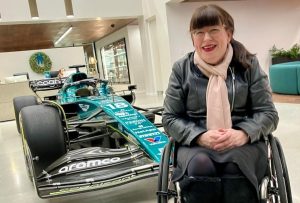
left=190, top=33, right=195, bottom=46
left=226, top=31, right=233, bottom=43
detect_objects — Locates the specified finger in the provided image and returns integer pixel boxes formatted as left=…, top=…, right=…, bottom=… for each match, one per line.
left=214, top=138, right=232, bottom=151
left=210, top=131, right=226, bottom=140
left=218, top=128, right=227, bottom=132
left=214, top=132, right=230, bottom=143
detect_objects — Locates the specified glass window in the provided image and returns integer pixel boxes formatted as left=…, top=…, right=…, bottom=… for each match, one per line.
left=100, top=38, right=130, bottom=84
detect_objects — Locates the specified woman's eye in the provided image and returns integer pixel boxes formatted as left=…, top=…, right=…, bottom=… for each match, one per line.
left=210, top=29, right=220, bottom=34
left=195, top=31, right=204, bottom=35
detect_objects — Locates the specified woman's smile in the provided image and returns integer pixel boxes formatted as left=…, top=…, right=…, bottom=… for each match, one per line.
left=202, top=44, right=217, bottom=52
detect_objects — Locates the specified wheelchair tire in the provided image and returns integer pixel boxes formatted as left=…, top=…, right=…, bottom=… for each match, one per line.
left=20, top=105, right=67, bottom=176
left=13, top=95, right=38, bottom=133
left=269, top=135, right=289, bottom=203
left=274, top=137, right=293, bottom=203
left=158, top=140, right=173, bottom=203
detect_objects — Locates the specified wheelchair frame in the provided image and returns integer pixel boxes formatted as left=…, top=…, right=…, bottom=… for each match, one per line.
left=157, top=134, right=292, bottom=203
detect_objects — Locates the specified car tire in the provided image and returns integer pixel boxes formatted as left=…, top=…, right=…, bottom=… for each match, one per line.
left=13, top=95, right=38, bottom=133
left=20, top=105, right=67, bottom=176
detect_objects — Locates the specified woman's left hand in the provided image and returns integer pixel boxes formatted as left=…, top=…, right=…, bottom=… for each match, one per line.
left=212, top=129, right=249, bottom=151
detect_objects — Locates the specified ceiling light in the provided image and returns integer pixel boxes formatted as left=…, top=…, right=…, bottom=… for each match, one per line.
left=28, top=0, right=39, bottom=20
left=64, top=0, right=74, bottom=18
left=54, top=27, right=73, bottom=45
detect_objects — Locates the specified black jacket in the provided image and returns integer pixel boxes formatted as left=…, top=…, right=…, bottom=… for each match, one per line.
left=162, top=52, right=279, bottom=146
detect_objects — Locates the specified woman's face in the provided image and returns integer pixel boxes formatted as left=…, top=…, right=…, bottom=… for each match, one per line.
left=192, top=24, right=232, bottom=65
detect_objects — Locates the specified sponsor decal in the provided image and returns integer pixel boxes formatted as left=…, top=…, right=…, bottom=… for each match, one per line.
left=31, top=78, right=66, bottom=87
left=139, top=131, right=161, bottom=138
left=58, top=157, right=121, bottom=173
left=79, top=104, right=90, bottom=112
left=115, top=110, right=129, bottom=117
left=146, top=136, right=161, bottom=143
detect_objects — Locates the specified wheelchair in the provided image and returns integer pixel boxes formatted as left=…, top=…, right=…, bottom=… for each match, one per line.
left=157, top=134, right=292, bottom=203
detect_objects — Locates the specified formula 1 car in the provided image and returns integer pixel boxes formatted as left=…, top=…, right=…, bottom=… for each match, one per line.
left=13, top=65, right=168, bottom=198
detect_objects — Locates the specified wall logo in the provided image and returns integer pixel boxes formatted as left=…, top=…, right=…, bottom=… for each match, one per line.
left=79, top=104, right=90, bottom=112
left=29, top=52, right=52, bottom=74
left=146, top=136, right=161, bottom=143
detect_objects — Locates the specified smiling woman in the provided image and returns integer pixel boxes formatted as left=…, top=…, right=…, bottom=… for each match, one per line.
left=162, top=4, right=279, bottom=203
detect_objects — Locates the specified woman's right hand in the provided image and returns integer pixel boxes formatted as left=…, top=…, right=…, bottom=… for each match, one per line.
left=196, top=129, right=226, bottom=149
left=196, top=129, right=249, bottom=151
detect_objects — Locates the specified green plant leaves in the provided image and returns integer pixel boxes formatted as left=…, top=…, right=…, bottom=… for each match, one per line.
left=270, top=44, right=300, bottom=59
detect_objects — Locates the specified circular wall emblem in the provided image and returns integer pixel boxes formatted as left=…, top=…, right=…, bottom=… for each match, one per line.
left=29, top=52, right=52, bottom=74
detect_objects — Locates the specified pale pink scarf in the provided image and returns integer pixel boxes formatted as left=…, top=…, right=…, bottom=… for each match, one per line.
left=194, top=44, right=233, bottom=130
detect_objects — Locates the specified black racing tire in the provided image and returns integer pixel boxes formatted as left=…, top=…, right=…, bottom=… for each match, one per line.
left=274, top=137, right=293, bottom=203
left=22, top=136, right=35, bottom=184
left=13, top=95, right=38, bottom=133
left=20, top=105, right=67, bottom=176
left=269, top=135, right=288, bottom=203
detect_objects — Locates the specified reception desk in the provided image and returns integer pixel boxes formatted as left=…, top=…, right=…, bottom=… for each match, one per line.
left=0, top=81, right=33, bottom=121
left=0, top=81, right=57, bottom=122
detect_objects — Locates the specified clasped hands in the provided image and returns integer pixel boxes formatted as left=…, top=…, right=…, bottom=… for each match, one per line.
left=196, top=129, right=249, bottom=151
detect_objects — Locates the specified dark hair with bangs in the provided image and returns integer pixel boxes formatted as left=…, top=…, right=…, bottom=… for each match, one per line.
left=190, top=5, right=255, bottom=69
left=189, top=5, right=233, bottom=33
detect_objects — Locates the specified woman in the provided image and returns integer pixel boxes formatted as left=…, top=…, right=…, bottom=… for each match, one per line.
left=162, top=4, right=278, bottom=203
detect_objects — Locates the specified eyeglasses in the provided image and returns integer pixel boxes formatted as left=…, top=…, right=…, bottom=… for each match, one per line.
left=192, top=26, right=224, bottom=38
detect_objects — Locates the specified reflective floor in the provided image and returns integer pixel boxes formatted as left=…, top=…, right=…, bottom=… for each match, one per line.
left=0, top=93, right=299, bottom=203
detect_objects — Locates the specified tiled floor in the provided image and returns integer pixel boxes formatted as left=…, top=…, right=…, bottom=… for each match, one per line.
left=0, top=93, right=299, bottom=202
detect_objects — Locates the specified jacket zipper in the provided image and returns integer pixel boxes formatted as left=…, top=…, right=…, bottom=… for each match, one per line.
left=228, top=66, right=235, bottom=112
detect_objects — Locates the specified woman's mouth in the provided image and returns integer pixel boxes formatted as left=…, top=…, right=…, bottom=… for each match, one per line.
left=202, top=44, right=216, bottom=52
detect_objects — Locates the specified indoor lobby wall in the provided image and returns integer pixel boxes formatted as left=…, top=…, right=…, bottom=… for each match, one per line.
left=166, top=0, right=300, bottom=77
left=0, top=47, right=85, bottom=81
left=140, top=0, right=172, bottom=95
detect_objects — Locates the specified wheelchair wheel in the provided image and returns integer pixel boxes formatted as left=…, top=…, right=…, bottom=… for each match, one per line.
left=269, top=135, right=291, bottom=203
left=157, top=140, right=174, bottom=203
left=274, top=137, right=293, bottom=203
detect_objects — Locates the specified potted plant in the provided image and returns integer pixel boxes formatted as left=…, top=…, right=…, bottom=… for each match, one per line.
left=270, top=44, right=300, bottom=64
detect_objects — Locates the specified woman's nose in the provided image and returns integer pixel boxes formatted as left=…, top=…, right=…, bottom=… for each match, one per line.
left=203, top=32, right=212, bottom=41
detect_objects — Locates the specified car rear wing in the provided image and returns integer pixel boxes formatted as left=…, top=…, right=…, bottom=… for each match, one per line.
left=29, top=78, right=67, bottom=92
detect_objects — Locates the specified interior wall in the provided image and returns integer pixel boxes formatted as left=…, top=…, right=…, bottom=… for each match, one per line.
left=148, top=17, right=163, bottom=94
left=0, top=47, right=85, bottom=80
left=0, top=0, right=142, bottom=22
left=140, top=0, right=172, bottom=95
left=126, top=25, right=145, bottom=92
left=166, top=0, right=300, bottom=79
left=73, top=0, right=142, bottom=19
left=94, top=25, right=145, bottom=93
